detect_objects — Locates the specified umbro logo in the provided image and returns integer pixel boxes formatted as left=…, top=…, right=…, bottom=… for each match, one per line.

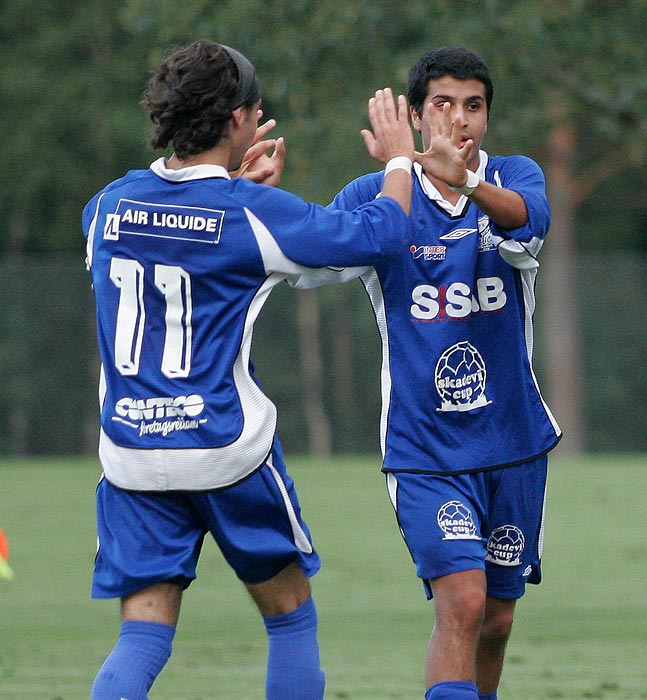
left=439, top=228, right=477, bottom=241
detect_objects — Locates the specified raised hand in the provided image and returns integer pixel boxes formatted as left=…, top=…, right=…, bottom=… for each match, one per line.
left=414, top=101, right=473, bottom=189
left=361, top=88, right=414, bottom=164
left=231, top=112, right=286, bottom=187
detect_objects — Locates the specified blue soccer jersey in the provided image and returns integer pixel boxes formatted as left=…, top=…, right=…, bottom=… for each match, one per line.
left=83, top=158, right=407, bottom=491
left=297, top=151, right=561, bottom=474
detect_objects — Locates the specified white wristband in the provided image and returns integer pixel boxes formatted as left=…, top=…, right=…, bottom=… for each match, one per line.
left=449, top=169, right=480, bottom=196
left=384, top=156, right=413, bottom=176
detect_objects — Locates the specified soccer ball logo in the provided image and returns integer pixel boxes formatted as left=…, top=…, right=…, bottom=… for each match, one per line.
left=437, top=500, right=479, bottom=540
left=485, top=525, right=525, bottom=566
left=434, top=341, right=489, bottom=412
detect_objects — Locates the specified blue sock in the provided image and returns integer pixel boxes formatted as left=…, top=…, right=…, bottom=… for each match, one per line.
left=478, top=694, right=498, bottom=700
left=91, top=620, right=175, bottom=700
left=425, top=681, right=479, bottom=700
left=263, top=596, right=325, bottom=700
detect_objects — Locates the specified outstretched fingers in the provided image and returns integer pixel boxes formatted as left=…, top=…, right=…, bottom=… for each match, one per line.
left=251, top=114, right=277, bottom=146
left=362, top=88, right=414, bottom=164
left=369, top=88, right=397, bottom=142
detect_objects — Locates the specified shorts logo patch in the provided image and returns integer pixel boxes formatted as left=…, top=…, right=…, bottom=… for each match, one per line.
left=437, top=500, right=480, bottom=540
left=485, top=525, right=525, bottom=566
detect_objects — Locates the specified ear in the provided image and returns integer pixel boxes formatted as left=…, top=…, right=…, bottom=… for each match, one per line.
left=410, top=106, right=422, bottom=132
left=230, top=105, right=247, bottom=130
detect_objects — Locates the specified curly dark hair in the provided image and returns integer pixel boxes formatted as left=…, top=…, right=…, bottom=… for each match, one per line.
left=408, top=46, right=494, bottom=117
left=144, top=41, right=259, bottom=160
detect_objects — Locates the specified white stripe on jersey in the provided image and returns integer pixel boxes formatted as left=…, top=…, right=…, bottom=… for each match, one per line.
left=245, top=207, right=308, bottom=276
left=85, top=193, right=106, bottom=270
left=519, top=267, right=561, bottom=435
left=361, top=268, right=391, bottom=457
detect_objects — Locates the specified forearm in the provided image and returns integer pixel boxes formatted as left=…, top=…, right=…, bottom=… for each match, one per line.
left=468, top=178, right=528, bottom=230
left=381, top=166, right=413, bottom=215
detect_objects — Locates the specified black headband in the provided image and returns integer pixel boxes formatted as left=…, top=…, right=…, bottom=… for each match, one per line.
left=221, top=44, right=261, bottom=110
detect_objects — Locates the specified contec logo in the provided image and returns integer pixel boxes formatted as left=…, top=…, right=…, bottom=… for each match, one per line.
left=115, top=394, right=205, bottom=421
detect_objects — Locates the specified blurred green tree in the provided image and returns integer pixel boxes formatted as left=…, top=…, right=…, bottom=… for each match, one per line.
left=1, top=0, right=155, bottom=253
left=1, top=0, right=645, bottom=454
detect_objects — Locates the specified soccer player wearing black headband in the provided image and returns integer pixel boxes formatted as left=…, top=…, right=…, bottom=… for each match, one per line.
left=84, top=40, right=414, bottom=700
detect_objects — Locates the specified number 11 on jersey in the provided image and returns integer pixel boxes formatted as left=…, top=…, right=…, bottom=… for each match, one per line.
left=109, top=257, right=193, bottom=379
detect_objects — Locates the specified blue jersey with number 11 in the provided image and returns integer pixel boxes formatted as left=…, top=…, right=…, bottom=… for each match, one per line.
left=83, top=158, right=407, bottom=491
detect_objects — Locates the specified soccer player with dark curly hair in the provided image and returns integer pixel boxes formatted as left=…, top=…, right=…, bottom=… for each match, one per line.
left=82, top=39, right=414, bottom=700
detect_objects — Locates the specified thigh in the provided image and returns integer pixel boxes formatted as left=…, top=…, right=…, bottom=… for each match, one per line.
left=386, top=471, right=488, bottom=598
left=484, top=455, right=548, bottom=599
left=195, top=441, right=321, bottom=585
left=93, top=478, right=206, bottom=599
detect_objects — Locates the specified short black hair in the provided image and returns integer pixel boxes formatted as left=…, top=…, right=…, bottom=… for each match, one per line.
left=408, top=46, right=493, bottom=116
left=144, top=40, right=260, bottom=159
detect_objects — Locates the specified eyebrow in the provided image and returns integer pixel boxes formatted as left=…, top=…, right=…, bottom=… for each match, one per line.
left=431, top=94, right=486, bottom=103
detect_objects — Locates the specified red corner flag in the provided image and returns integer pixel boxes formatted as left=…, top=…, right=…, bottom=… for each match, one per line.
left=0, top=528, right=14, bottom=580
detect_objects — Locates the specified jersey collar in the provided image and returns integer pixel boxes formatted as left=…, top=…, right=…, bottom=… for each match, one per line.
left=150, top=157, right=231, bottom=182
left=414, top=150, right=488, bottom=215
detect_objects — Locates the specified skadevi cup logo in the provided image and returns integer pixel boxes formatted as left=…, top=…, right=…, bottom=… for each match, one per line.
left=437, top=500, right=480, bottom=540
left=485, top=525, right=525, bottom=566
left=434, top=341, right=491, bottom=412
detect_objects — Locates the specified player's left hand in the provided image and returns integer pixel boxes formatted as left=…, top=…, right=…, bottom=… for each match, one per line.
left=231, top=112, right=286, bottom=187
left=414, top=101, right=473, bottom=188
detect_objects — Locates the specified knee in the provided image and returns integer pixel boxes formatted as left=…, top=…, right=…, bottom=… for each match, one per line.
left=481, top=601, right=515, bottom=646
left=247, top=562, right=312, bottom=617
left=435, top=587, right=487, bottom=633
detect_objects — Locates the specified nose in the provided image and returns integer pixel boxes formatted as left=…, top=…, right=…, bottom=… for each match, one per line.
left=453, top=105, right=468, bottom=126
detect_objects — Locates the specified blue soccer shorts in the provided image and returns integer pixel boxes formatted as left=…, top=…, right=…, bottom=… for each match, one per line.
left=92, top=442, right=321, bottom=599
left=385, top=455, right=548, bottom=600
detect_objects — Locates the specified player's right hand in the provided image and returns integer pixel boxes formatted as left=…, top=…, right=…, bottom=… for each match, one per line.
left=231, top=112, right=286, bottom=186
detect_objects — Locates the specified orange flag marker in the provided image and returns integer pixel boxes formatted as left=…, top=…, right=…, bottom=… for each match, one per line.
left=0, top=528, right=15, bottom=580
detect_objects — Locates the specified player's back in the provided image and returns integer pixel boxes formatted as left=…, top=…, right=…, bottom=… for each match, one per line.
left=84, top=157, right=409, bottom=490
left=83, top=164, right=289, bottom=489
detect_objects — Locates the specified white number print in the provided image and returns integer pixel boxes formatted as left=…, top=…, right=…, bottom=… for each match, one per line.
left=155, top=264, right=192, bottom=378
left=110, top=257, right=193, bottom=378
left=110, top=258, right=145, bottom=376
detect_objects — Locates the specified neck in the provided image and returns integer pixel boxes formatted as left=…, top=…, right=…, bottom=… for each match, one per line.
left=166, top=146, right=230, bottom=170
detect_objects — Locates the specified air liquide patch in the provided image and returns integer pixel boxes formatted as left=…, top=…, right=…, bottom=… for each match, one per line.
left=104, top=199, right=225, bottom=244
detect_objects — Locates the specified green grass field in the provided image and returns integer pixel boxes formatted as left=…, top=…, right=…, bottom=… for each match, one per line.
left=1, top=453, right=646, bottom=700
